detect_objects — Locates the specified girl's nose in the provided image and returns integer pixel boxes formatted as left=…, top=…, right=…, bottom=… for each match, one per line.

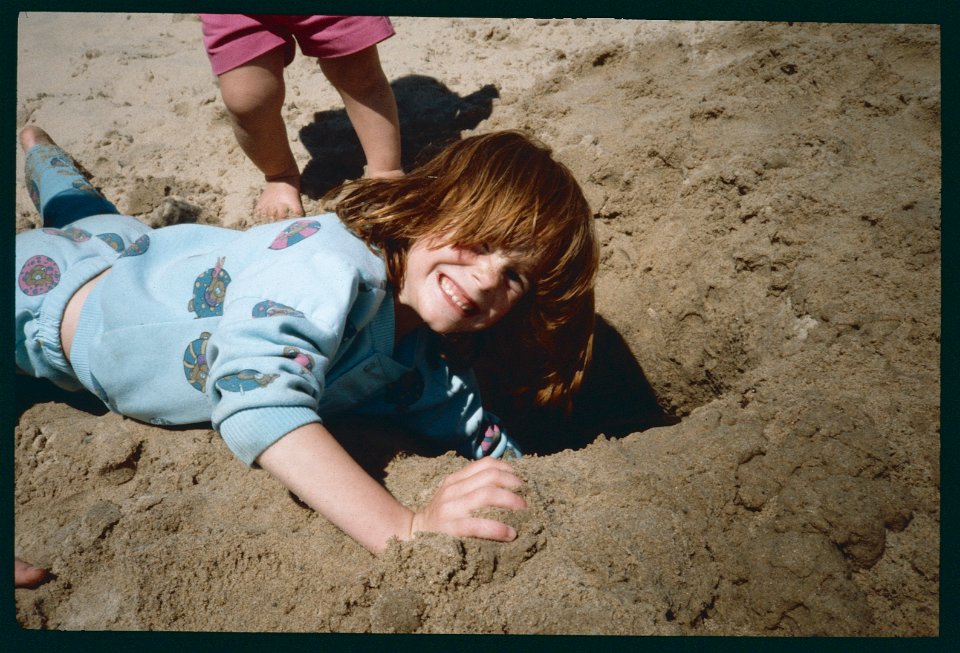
left=474, top=253, right=507, bottom=290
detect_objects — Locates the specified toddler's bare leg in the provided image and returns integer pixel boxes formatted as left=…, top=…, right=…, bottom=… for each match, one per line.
left=320, top=45, right=403, bottom=179
left=218, top=48, right=305, bottom=220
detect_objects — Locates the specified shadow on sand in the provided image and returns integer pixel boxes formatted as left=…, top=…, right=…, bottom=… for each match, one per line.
left=299, top=74, right=499, bottom=197
left=475, top=314, right=679, bottom=456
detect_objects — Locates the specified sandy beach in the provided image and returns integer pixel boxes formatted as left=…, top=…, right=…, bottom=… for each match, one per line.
left=14, top=13, right=940, bottom=634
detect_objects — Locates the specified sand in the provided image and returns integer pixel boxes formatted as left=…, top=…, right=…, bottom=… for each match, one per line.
left=14, top=14, right=940, bottom=635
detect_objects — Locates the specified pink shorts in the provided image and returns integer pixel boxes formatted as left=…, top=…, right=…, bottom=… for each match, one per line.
left=200, top=14, right=395, bottom=75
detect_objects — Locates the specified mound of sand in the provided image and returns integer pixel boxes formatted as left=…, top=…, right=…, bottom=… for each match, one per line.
left=15, top=15, right=939, bottom=634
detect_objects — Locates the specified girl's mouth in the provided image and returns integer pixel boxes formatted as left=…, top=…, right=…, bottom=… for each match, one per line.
left=439, top=275, right=476, bottom=315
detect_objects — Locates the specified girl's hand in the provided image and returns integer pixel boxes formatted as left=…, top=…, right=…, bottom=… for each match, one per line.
left=409, top=456, right=527, bottom=542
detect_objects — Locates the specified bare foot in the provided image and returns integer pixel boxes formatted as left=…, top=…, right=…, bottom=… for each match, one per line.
left=19, top=125, right=57, bottom=153
left=15, top=558, right=49, bottom=589
left=257, top=173, right=305, bottom=221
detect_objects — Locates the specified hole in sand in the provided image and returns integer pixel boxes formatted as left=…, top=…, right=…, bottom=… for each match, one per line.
left=475, top=314, right=679, bottom=455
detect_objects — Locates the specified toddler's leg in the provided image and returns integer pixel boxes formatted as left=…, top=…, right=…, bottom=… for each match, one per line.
left=319, top=45, right=403, bottom=179
left=217, top=48, right=305, bottom=220
left=20, top=126, right=120, bottom=229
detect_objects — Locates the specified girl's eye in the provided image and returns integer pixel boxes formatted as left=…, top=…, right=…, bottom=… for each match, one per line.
left=506, top=268, right=528, bottom=291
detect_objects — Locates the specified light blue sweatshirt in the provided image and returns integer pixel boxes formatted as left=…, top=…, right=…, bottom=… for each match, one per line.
left=45, top=213, right=518, bottom=465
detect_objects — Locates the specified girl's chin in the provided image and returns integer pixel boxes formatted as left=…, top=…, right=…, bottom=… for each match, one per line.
left=418, top=308, right=457, bottom=332
left=424, top=312, right=476, bottom=334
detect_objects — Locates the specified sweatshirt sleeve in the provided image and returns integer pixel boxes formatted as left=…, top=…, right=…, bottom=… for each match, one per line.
left=206, top=249, right=382, bottom=466
left=389, top=352, right=522, bottom=460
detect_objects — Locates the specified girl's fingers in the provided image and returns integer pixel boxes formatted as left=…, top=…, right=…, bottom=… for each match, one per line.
left=439, top=462, right=523, bottom=504
left=442, top=455, right=514, bottom=485
left=414, top=457, right=527, bottom=542
left=460, top=484, right=527, bottom=514
left=452, top=517, right=518, bottom=542
left=446, top=468, right=524, bottom=503
left=429, top=485, right=526, bottom=530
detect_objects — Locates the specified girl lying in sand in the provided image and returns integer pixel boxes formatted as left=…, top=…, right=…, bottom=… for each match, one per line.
left=14, top=126, right=598, bottom=585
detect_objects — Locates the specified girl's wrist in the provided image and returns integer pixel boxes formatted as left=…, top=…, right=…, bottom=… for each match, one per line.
left=366, top=507, right=416, bottom=554
left=404, top=509, right=421, bottom=543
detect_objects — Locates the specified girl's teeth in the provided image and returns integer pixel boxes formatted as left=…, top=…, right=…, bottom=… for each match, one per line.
left=441, top=277, right=471, bottom=311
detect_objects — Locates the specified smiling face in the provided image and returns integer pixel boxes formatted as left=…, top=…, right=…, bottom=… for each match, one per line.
left=396, top=237, right=530, bottom=335
left=335, top=130, right=598, bottom=406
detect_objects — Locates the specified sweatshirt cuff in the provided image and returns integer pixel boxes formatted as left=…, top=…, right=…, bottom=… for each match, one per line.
left=218, top=406, right=322, bottom=466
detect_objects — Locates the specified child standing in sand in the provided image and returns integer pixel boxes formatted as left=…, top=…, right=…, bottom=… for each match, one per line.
left=14, top=125, right=598, bottom=583
left=200, top=14, right=403, bottom=220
